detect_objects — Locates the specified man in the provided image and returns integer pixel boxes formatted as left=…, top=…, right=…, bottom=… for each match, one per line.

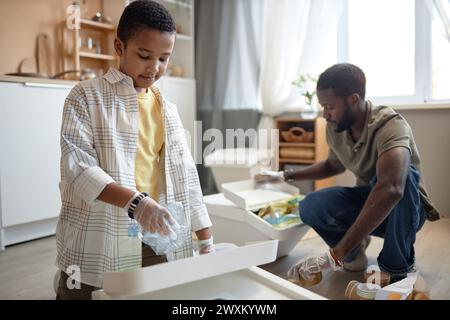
left=256, top=63, right=440, bottom=284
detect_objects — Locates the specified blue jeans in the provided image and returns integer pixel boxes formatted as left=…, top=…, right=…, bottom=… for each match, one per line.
left=299, top=166, right=426, bottom=277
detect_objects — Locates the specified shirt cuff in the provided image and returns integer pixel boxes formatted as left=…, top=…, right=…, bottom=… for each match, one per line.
left=190, top=204, right=212, bottom=232
left=72, top=166, right=115, bottom=205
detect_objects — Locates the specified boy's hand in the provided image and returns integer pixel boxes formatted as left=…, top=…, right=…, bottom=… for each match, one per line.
left=198, top=236, right=215, bottom=254
left=133, top=197, right=174, bottom=235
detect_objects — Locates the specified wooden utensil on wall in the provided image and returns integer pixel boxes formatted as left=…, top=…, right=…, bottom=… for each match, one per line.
left=37, top=33, right=52, bottom=77
left=18, top=57, right=37, bottom=73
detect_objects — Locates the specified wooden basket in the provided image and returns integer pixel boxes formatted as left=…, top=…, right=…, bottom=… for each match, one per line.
left=281, top=127, right=314, bottom=143
left=279, top=147, right=315, bottom=159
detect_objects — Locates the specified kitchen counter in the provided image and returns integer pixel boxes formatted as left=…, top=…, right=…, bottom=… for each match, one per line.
left=0, top=74, right=78, bottom=87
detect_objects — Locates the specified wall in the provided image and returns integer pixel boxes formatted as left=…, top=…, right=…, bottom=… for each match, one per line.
left=0, top=0, right=101, bottom=76
left=399, top=107, right=450, bottom=217
left=335, top=105, right=450, bottom=217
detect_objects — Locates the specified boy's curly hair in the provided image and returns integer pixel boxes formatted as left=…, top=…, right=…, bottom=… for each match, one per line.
left=117, top=0, right=176, bottom=45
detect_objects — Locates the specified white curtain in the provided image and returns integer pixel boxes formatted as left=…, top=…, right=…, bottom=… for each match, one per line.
left=432, top=0, right=450, bottom=42
left=259, top=0, right=344, bottom=116
left=257, top=0, right=343, bottom=164
left=195, top=0, right=264, bottom=193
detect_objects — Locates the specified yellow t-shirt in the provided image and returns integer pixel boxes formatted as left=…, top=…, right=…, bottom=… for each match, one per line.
left=135, top=89, right=165, bottom=201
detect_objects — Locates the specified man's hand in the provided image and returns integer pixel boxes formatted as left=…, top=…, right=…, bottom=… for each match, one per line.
left=254, top=169, right=285, bottom=184
left=287, top=250, right=341, bottom=281
left=133, top=197, right=174, bottom=235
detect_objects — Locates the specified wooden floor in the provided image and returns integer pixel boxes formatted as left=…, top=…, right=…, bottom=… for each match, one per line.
left=261, top=217, right=450, bottom=300
left=0, top=218, right=449, bottom=300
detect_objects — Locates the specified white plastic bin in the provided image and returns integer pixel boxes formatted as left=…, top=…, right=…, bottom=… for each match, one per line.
left=204, top=148, right=271, bottom=192
left=204, top=180, right=310, bottom=258
left=92, top=241, right=325, bottom=300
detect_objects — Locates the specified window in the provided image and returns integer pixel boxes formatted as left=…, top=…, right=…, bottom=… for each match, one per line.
left=338, top=0, right=450, bottom=104
left=348, top=0, right=415, bottom=98
left=432, top=1, right=450, bottom=100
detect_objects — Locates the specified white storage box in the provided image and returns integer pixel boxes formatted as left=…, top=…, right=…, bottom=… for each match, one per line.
left=92, top=241, right=325, bottom=300
left=205, top=180, right=309, bottom=258
left=204, top=148, right=271, bottom=192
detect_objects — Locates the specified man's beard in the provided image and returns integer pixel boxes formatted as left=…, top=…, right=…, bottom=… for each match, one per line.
left=334, top=104, right=355, bottom=132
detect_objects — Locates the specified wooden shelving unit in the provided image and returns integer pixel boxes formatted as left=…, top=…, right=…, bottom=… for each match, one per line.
left=78, top=52, right=116, bottom=60
left=275, top=112, right=335, bottom=191
left=279, top=158, right=316, bottom=164
left=62, top=17, right=117, bottom=80
left=79, top=19, right=115, bottom=31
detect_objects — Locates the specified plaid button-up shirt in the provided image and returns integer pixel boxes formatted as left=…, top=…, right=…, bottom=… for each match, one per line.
left=56, top=68, right=211, bottom=287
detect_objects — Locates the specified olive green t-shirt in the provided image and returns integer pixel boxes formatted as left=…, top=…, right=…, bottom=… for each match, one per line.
left=326, top=101, right=440, bottom=221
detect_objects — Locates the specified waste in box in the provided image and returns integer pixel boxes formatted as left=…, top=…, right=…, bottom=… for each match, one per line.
left=204, top=180, right=310, bottom=258
left=92, top=241, right=325, bottom=300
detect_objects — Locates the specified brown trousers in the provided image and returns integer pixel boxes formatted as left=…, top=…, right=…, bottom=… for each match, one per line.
left=55, top=244, right=167, bottom=300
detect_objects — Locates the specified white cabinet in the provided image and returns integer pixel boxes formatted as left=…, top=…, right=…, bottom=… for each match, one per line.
left=156, top=76, right=196, bottom=152
left=0, top=81, right=73, bottom=250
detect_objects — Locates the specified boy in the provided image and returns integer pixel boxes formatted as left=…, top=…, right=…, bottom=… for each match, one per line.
left=55, top=0, right=214, bottom=299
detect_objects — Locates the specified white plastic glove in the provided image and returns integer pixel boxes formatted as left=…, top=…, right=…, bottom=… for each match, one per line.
left=287, top=250, right=341, bottom=281
left=254, top=169, right=285, bottom=184
left=127, top=194, right=174, bottom=235
left=198, top=236, right=215, bottom=255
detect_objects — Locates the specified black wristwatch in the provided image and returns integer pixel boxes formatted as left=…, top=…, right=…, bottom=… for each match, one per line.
left=284, top=168, right=295, bottom=182
left=128, top=192, right=149, bottom=219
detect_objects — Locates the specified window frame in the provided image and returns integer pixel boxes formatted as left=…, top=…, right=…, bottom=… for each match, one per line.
left=336, top=0, right=449, bottom=105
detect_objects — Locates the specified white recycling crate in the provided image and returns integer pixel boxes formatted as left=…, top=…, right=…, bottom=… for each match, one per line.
left=92, top=241, right=325, bottom=300
left=205, top=180, right=310, bottom=258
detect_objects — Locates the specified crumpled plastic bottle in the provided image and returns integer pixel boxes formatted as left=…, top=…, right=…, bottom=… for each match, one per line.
left=141, top=202, right=189, bottom=257
left=263, top=208, right=301, bottom=229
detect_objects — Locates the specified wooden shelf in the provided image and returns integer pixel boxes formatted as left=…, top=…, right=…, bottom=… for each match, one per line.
left=279, top=158, right=316, bottom=164
left=279, top=142, right=315, bottom=147
left=79, top=52, right=116, bottom=61
left=275, top=115, right=335, bottom=190
left=63, top=17, right=117, bottom=76
left=80, top=19, right=115, bottom=31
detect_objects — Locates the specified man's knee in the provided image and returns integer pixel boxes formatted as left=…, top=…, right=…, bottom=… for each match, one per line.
left=300, top=188, right=336, bottom=227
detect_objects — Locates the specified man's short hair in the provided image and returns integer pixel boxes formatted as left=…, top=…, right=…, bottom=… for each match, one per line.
left=317, top=63, right=366, bottom=99
left=117, top=0, right=176, bottom=45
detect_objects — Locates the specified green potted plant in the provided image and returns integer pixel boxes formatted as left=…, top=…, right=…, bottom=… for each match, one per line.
left=292, top=73, right=318, bottom=114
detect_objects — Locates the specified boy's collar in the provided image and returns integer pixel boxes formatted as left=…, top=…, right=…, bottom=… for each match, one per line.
left=104, top=68, right=134, bottom=88
left=103, top=68, right=164, bottom=106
